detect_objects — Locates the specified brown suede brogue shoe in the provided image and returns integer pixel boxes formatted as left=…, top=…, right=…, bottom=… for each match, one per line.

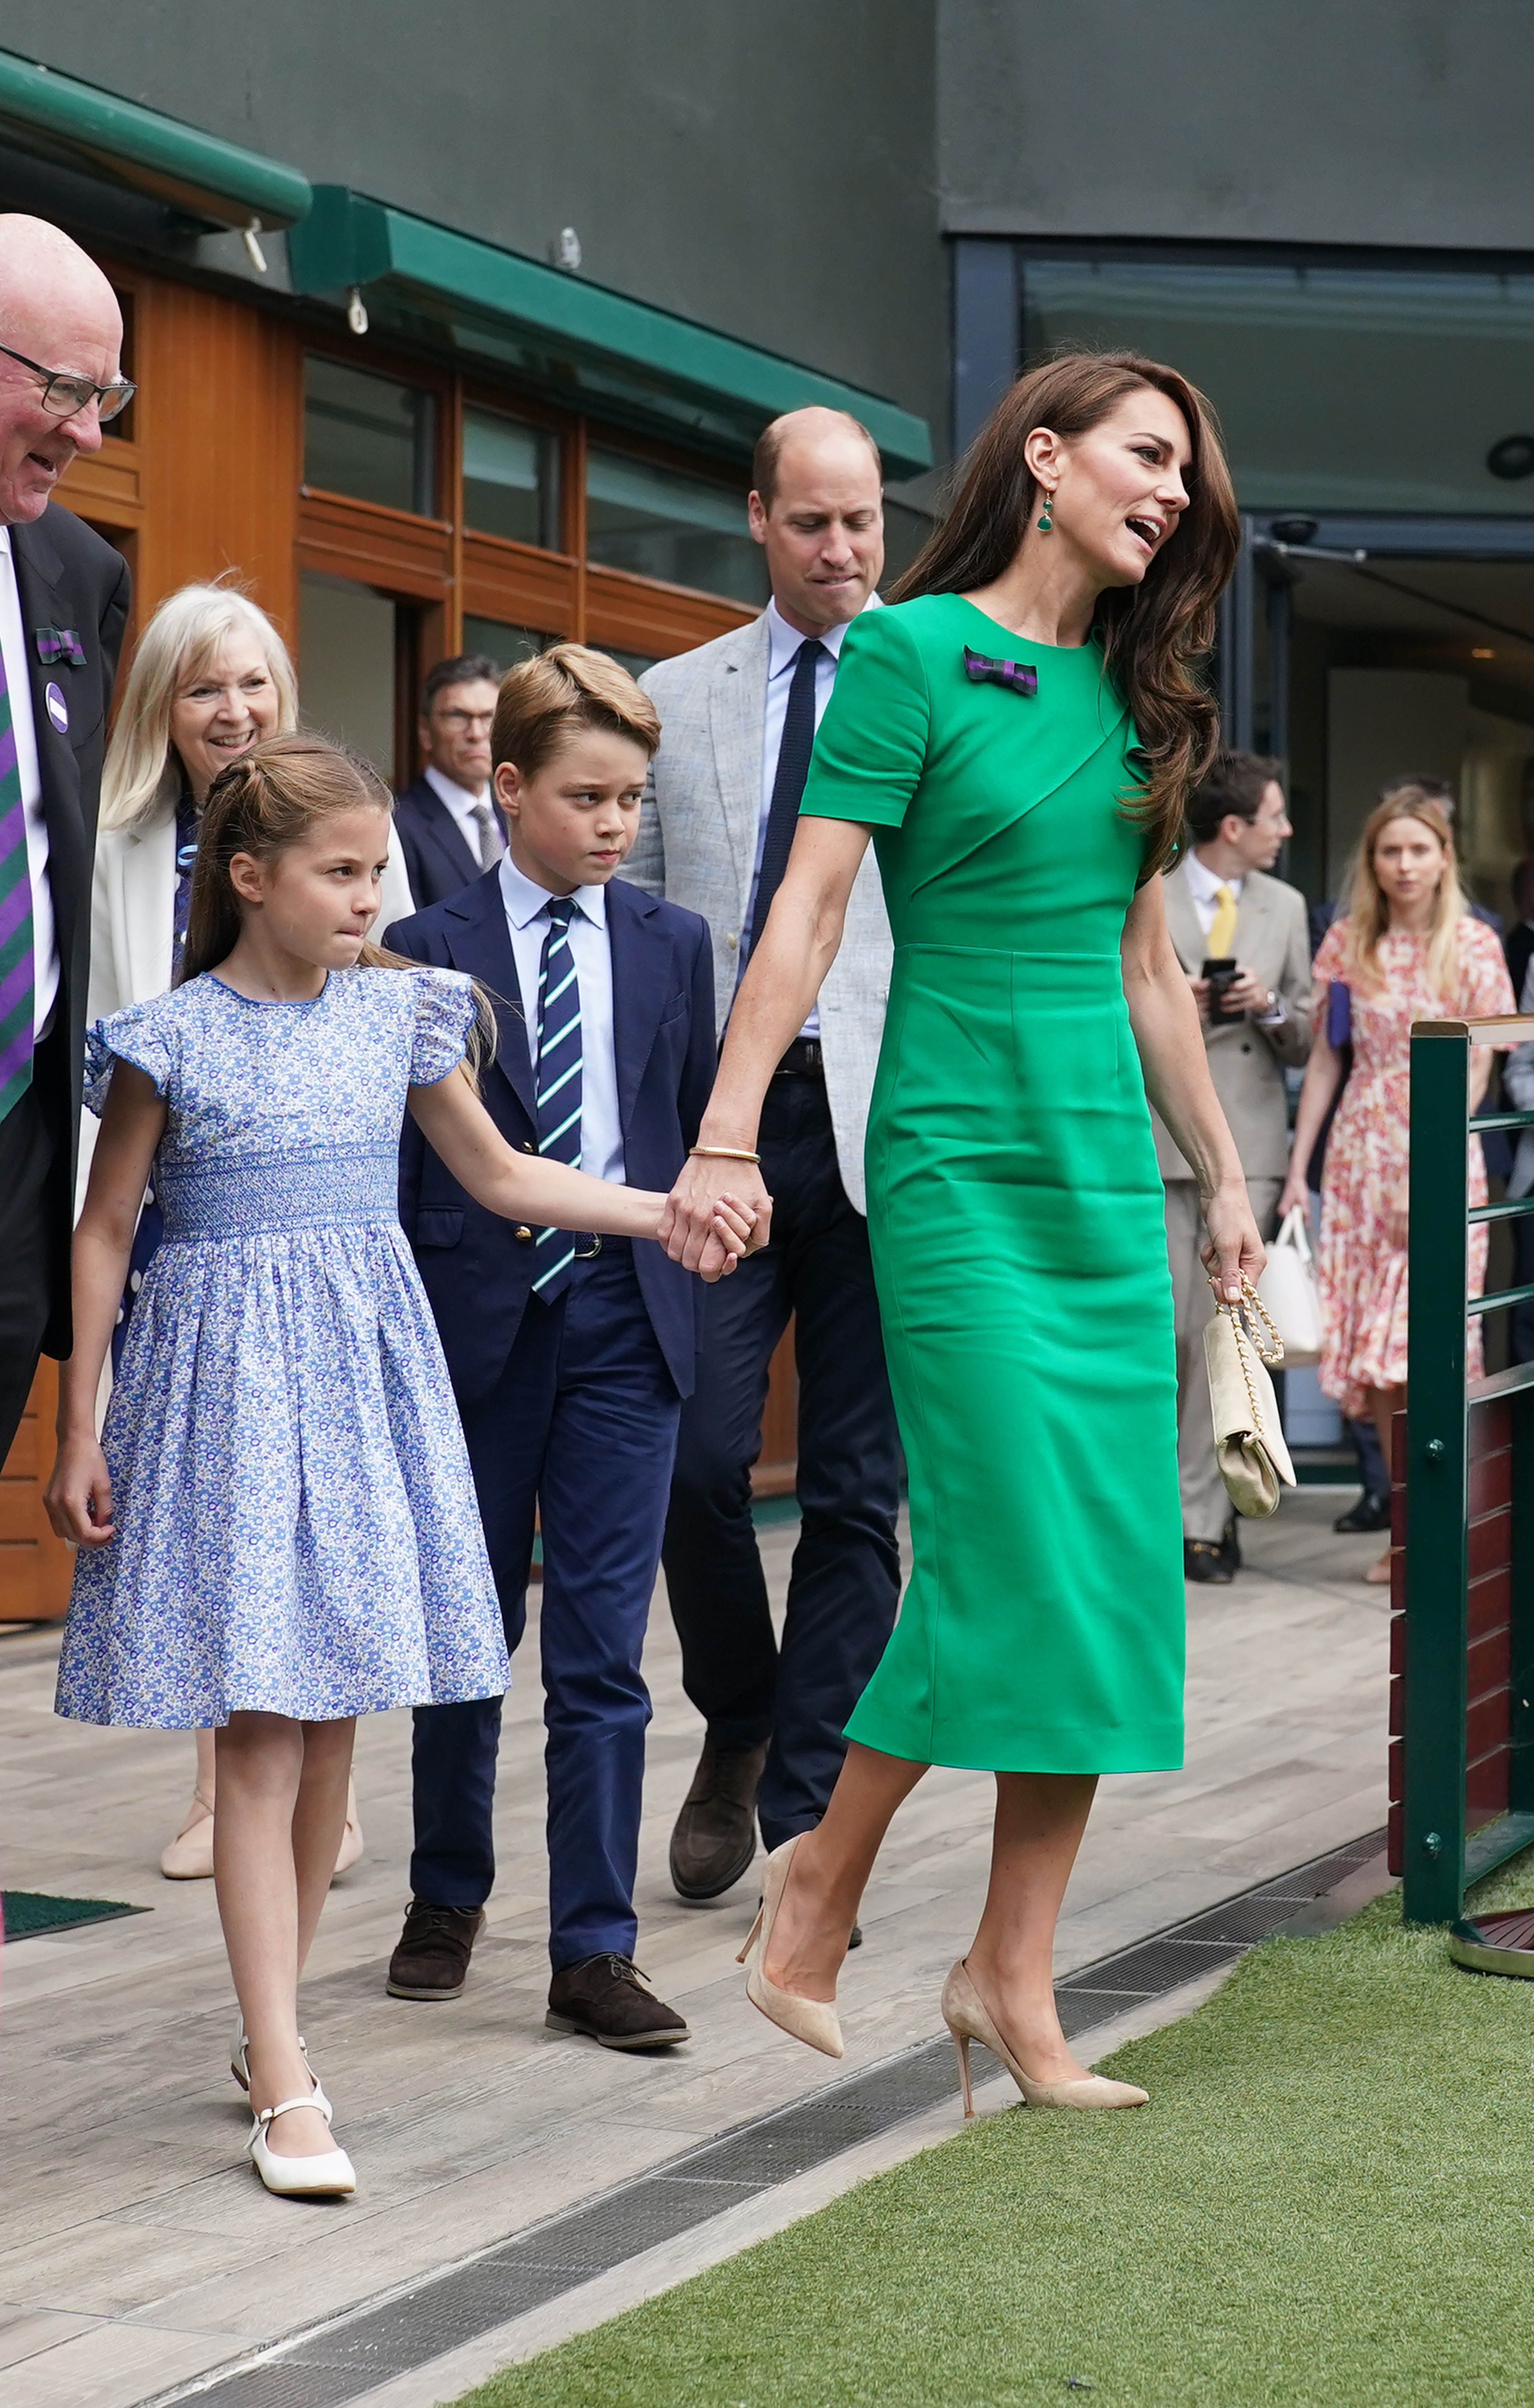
left=668, top=1737, right=769, bottom=1901
left=386, top=1900, right=486, bottom=2000
left=546, top=1953, right=690, bottom=2050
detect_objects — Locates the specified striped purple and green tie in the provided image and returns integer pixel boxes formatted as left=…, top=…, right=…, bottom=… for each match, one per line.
left=0, top=641, right=32, bottom=1125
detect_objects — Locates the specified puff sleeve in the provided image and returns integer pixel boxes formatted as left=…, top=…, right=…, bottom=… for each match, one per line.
left=83, top=999, right=179, bottom=1116
left=408, top=967, right=479, bottom=1086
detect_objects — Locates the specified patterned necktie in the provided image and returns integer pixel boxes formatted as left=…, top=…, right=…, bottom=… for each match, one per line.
left=531, top=894, right=583, bottom=1303
left=470, top=798, right=502, bottom=870
left=1207, top=883, right=1239, bottom=958
left=747, top=637, right=826, bottom=954
left=0, top=637, right=33, bottom=1124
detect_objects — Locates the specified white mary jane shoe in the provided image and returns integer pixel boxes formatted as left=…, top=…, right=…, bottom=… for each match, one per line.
left=231, top=2022, right=332, bottom=2120
left=247, top=2095, right=356, bottom=2198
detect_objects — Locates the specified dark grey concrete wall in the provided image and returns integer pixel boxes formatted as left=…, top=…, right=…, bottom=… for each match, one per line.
left=5, top=4, right=945, bottom=437
left=940, top=0, right=1534, bottom=248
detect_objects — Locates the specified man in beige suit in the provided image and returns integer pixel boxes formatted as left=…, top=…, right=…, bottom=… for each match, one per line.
left=624, top=407, right=900, bottom=1909
left=1154, top=750, right=1312, bottom=1582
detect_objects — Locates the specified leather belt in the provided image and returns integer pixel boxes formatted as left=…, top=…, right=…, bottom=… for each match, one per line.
left=772, top=1036, right=824, bottom=1079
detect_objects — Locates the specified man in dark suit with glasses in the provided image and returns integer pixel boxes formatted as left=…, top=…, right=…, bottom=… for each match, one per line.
left=0, top=214, right=132, bottom=1465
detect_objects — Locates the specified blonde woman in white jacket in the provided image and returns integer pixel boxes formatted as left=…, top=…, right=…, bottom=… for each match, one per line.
left=90, top=581, right=405, bottom=1877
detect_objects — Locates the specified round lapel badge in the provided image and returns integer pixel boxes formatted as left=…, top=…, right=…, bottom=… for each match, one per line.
left=45, top=681, right=68, bottom=734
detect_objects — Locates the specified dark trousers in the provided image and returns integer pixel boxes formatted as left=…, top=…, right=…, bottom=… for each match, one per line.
left=0, top=1022, right=67, bottom=1464
left=409, top=1242, right=681, bottom=1971
left=662, top=1067, right=902, bottom=1850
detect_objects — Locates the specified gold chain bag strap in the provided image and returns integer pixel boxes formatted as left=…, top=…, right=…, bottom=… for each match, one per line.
left=1203, top=1276, right=1297, bottom=1518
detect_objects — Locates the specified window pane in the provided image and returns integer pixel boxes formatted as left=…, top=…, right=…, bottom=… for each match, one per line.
left=1021, top=259, right=1534, bottom=516
left=463, top=410, right=560, bottom=547
left=461, top=615, right=549, bottom=672
left=304, top=355, right=436, bottom=515
left=586, top=448, right=767, bottom=604
left=299, top=572, right=399, bottom=783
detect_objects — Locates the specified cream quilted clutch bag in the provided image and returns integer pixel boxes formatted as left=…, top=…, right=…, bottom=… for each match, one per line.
left=1204, top=1279, right=1297, bottom=1518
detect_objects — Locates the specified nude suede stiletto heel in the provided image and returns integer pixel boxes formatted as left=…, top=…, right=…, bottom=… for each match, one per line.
left=942, top=1958, right=1148, bottom=2114
left=737, top=1834, right=843, bottom=2059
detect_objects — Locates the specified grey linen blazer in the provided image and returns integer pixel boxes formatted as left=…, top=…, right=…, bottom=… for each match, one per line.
left=1152, top=858, right=1314, bottom=1182
left=624, top=612, right=892, bottom=1214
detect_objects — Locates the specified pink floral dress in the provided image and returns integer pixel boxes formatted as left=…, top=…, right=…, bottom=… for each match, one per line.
left=1313, top=916, right=1515, bottom=1417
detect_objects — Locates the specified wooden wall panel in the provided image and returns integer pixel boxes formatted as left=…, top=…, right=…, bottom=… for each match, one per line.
left=0, top=1365, right=72, bottom=1622
left=134, top=281, right=303, bottom=648
left=587, top=565, right=753, bottom=662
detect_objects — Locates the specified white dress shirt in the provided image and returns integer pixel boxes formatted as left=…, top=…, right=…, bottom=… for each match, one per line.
left=425, top=762, right=504, bottom=868
left=1183, top=847, right=1285, bottom=1025
left=499, top=850, right=624, bottom=1185
left=743, top=592, right=883, bottom=1041
left=0, top=527, right=52, bottom=1035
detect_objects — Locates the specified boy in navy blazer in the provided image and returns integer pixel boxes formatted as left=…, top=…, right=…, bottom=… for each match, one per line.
left=385, top=644, right=718, bottom=2048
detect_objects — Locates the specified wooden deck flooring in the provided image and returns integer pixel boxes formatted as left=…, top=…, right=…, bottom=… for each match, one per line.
left=0, top=1489, right=1388, bottom=2408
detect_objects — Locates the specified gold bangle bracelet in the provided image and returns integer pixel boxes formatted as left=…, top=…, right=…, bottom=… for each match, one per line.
left=690, top=1145, right=761, bottom=1163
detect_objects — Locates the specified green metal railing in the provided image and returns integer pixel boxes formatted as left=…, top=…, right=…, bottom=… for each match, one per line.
left=1402, top=1013, right=1534, bottom=1923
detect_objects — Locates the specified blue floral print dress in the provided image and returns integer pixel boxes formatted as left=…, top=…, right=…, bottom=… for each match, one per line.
left=56, top=966, right=511, bottom=1728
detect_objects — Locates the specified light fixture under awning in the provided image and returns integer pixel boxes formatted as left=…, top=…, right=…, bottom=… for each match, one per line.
left=289, top=187, right=933, bottom=479
left=0, top=47, right=311, bottom=231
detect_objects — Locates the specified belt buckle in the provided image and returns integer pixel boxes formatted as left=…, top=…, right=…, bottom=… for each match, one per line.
left=573, top=1233, right=602, bottom=1259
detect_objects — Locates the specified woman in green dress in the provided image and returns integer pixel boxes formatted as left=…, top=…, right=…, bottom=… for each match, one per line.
left=663, top=353, right=1259, bottom=2110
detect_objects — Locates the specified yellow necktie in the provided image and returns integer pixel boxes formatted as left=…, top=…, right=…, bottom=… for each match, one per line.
left=1207, top=883, right=1238, bottom=957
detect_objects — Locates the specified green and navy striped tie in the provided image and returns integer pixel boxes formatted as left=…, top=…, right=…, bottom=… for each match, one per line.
left=0, top=640, right=33, bottom=1125
left=531, top=894, right=583, bottom=1302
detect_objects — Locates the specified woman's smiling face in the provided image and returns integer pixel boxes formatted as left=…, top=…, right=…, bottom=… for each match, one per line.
left=1032, top=386, right=1193, bottom=592
left=170, top=633, right=281, bottom=803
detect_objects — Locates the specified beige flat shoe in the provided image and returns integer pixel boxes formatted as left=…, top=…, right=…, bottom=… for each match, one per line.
left=160, top=1788, right=215, bottom=1880
left=332, top=1780, right=364, bottom=1879
left=941, top=1958, right=1148, bottom=2114
left=737, top=1834, right=843, bottom=2059
left=1364, top=1550, right=1394, bottom=1586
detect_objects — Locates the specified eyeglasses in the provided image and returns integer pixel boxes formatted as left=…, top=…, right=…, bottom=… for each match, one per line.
left=0, top=340, right=136, bottom=424
left=434, top=708, right=495, bottom=733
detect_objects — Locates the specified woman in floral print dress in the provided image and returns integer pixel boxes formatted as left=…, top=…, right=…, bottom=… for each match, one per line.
left=1280, top=789, right=1516, bottom=1581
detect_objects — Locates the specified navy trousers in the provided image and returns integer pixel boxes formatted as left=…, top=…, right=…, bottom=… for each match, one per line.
left=409, top=1241, right=681, bottom=1970
left=662, top=1068, right=903, bottom=1850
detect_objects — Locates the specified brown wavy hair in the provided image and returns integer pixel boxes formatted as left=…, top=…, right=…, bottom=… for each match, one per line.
left=890, top=351, right=1239, bottom=877
left=179, top=732, right=493, bottom=1071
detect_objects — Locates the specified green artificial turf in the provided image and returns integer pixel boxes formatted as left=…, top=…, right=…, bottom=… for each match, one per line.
left=463, top=1850, right=1534, bottom=2408
left=1, top=1890, right=144, bottom=1938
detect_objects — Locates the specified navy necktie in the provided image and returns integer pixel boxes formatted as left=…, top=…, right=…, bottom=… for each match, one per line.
left=532, top=895, right=582, bottom=1304
left=747, top=637, right=826, bottom=955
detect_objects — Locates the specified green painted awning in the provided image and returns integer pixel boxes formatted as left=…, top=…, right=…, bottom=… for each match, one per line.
left=288, top=188, right=933, bottom=478
left=0, top=48, right=311, bottom=231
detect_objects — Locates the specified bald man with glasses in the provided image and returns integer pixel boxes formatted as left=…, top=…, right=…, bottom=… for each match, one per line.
left=0, top=215, right=131, bottom=1465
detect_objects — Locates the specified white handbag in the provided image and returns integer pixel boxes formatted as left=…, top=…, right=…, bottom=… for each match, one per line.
left=1204, top=1279, right=1297, bottom=1519
left=1255, top=1205, right=1323, bottom=1367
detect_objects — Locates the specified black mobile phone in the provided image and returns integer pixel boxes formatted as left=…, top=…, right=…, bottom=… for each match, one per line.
left=1203, top=956, right=1242, bottom=1021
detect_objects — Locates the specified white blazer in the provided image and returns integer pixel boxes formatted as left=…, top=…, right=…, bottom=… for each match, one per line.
left=78, top=808, right=415, bottom=1199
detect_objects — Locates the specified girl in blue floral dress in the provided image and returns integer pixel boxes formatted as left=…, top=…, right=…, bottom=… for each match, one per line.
left=46, top=733, right=752, bottom=2200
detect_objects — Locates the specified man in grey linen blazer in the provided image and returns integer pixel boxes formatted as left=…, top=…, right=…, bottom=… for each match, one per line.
left=1152, top=750, right=1313, bottom=1584
left=623, top=405, right=901, bottom=1910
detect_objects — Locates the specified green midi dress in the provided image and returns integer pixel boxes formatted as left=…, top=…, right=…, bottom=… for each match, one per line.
left=799, top=593, right=1185, bottom=1775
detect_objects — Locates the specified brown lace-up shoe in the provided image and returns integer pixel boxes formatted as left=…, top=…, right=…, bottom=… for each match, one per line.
left=386, top=1900, right=486, bottom=2000
left=546, top=1953, right=690, bottom=2049
left=668, top=1737, right=769, bottom=1901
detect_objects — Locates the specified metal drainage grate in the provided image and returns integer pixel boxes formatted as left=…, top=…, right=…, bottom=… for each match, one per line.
left=147, top=1828, right=1385, bottom=2408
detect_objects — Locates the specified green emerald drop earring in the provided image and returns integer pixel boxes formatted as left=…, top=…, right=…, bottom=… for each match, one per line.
left=1037, top=489, right=1054, bottom=533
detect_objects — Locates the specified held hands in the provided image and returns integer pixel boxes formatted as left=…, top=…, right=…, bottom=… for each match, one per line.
left=1200, top=1181, right=1267, bottom=1305
left=662, top=1154, right=773, bottom=1274
left=45, top=1432, right=115, bottom=1549
left=689, top=1190, right=764, bottom=1282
